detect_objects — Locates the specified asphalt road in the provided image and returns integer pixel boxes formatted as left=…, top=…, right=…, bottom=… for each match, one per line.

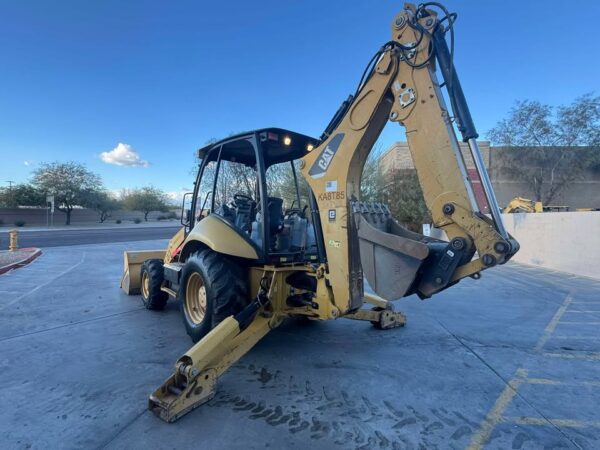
left=0, top=225, right=181, bottom=248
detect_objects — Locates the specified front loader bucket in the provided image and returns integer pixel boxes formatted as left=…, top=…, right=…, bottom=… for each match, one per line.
left=120, top=250, right=166, bottom=295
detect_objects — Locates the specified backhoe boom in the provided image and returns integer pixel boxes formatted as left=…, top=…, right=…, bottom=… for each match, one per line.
left=301, top=3, right=517, bottom=307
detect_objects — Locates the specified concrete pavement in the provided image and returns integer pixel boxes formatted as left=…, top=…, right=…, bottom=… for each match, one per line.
left=0, top=240, right=599, bottom=449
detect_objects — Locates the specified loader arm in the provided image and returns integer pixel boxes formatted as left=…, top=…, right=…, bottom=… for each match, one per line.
left=301, top=3, right=518, bottom=312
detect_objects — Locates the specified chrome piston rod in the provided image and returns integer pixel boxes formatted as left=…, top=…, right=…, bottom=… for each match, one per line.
left=467, top=137, right=508, bottom=240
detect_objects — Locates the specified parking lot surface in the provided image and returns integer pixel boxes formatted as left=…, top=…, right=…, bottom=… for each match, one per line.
left=1, top=240, right=599, bottom=449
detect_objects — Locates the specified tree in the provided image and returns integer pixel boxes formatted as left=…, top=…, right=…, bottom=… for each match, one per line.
left=32, top=162, right=103, bottom=225
left=488, top=93, right=600, bottom=203
left=359, top=145, right=430, bottom=232
left=0, top=183, right=45, bottom=208
left=87, top=191, right=121, bottom=223
left=360, top=150, right=386, bottom=203
left=122, top=186, right=170, bottom=221
left=385, top=170, right=430, bottom=231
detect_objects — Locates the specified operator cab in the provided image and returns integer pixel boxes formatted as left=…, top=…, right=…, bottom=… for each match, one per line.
left=190, top=128, right=321, bottom=264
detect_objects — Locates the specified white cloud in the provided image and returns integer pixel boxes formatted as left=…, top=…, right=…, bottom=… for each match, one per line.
left=100, top=143, right=149, bottom=167
left=23, top=160, right=34, bottom=166
left=166, top=188, right=192, bottom=204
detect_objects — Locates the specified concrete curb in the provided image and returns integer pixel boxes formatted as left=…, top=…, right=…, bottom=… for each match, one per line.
left=0, top=248, right=42, bottom=275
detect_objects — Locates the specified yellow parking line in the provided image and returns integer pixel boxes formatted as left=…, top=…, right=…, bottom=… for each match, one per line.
left=524, top=377, right=600, bottom=387
left=534, top=294, right=573, bottom=352
left=468, top=292, right=597, bottom=448
left=559, top=322, right=600, bottom=325
left=466, top=368, right=528, bottom=450
left=553, top=335, right=600, bottom=340
left=543, top=352, right=600, bottom=361
left=505, top=416, right=600, bottom=428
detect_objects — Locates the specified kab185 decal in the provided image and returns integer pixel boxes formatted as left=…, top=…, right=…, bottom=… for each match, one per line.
left=318, top=191, right=345, bottom=201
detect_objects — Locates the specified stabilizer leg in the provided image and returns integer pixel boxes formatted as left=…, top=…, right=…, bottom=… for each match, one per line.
left=363, top=292, right=392, bottom=310
left=344, top=307, right=406, bottom=330
left=149, top=311, right=275, bottom=422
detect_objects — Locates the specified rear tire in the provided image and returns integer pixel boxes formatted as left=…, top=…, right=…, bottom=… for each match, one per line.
left=140, top=259, right=168, bottom=310
left=179, top=249, right=249, bottom=342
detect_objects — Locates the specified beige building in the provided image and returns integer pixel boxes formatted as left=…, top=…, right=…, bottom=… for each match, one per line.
left=378, top=142, right=600, bottom=209
left=379, top=141, right=491, bottom=174
left=379, top=141, right=492, bottom=212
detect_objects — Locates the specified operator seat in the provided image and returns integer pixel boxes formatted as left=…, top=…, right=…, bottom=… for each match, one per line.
left=266, top=197, right=284, bottom=235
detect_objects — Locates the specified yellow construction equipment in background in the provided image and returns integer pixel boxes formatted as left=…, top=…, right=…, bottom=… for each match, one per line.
left=121, top=2, right=519, bottom=422
left=503, top=197, right=544, bottom=214
left=503, top=196, right=572, bottom=213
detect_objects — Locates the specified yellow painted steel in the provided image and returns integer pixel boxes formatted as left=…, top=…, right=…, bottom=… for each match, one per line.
left=150, top=287, right=277, bottom=421
left=504, top=197, right=543, bottom=213
left=185, top=272, right=208, bottom=324
left=301, top=7, right=515, bottom=309
left=164, top=227, right=185, bottom=263
left=184, top=215, right=259, bottom=260
left=120, top=250, right=166, bottom=295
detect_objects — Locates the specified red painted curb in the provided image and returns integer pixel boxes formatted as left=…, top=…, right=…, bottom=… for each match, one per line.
left=0, top=248, right=42, bottom=275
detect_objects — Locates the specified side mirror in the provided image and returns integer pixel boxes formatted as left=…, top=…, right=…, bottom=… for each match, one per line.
left=181, top=192, right=193, bottom=227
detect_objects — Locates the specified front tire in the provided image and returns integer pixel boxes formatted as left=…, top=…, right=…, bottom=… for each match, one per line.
left=179, top=249, right=249, bottom=342
left=140, top=259, right=168, bottom=310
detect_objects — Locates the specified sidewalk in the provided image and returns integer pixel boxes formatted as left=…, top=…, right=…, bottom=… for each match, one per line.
left=0, top=220, right=181, bottom=233
left=0, top=247, right=42, bottom=274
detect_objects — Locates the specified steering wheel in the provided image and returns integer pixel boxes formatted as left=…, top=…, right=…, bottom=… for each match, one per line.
left=233, top=193, right=253, bottom=203
left=285, top=205, right=308, bottom=218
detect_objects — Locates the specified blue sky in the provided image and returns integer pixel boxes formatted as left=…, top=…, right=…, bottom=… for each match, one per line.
left=1, top=0, right=599, bottom=199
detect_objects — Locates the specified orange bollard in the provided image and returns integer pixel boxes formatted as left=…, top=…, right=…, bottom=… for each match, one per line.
left=9, top=229, right=18, bottom=251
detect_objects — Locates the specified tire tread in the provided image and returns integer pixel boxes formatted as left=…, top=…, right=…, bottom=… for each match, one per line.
left=141, top=259, right=168, bottom=310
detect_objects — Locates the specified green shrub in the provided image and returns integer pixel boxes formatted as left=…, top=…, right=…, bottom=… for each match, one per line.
left=116, top=219, right=122, bottom=224
left=0, top=219, right=4, bottom=226
left=167, top=211, right=177, bottom=219
left=133, top=218, right=142, bottom=224
left=14, top=220, right=26, bottom=227
left=156, top=215, right=167, bottom=221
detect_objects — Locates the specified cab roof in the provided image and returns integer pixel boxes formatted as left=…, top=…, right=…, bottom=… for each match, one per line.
left=197, top=128, right=318, bottom=168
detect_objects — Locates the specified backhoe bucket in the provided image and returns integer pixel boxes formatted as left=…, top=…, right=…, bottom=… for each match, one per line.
left=354, top=203, right=441, bottom=300
left=120, top=250, right=166, bottom=295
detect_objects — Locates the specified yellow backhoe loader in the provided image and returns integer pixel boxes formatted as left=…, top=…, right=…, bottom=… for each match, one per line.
left=503, top=196, right=570, bottom=213
left=503, top=197, right=544, bottom=214
left=120, top=2, right=519, bottom=422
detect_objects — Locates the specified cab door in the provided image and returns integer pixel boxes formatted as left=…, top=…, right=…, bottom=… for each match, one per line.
left=189, top=146, right=219, bottom=231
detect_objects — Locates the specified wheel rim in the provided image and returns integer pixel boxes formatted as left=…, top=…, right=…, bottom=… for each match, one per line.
left=185, top=272, right=207, bottom=324
left=141, top=271, right=150, bottom=299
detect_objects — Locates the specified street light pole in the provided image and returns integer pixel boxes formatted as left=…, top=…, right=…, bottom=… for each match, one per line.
left=5, top=180, right=15, bottom=206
